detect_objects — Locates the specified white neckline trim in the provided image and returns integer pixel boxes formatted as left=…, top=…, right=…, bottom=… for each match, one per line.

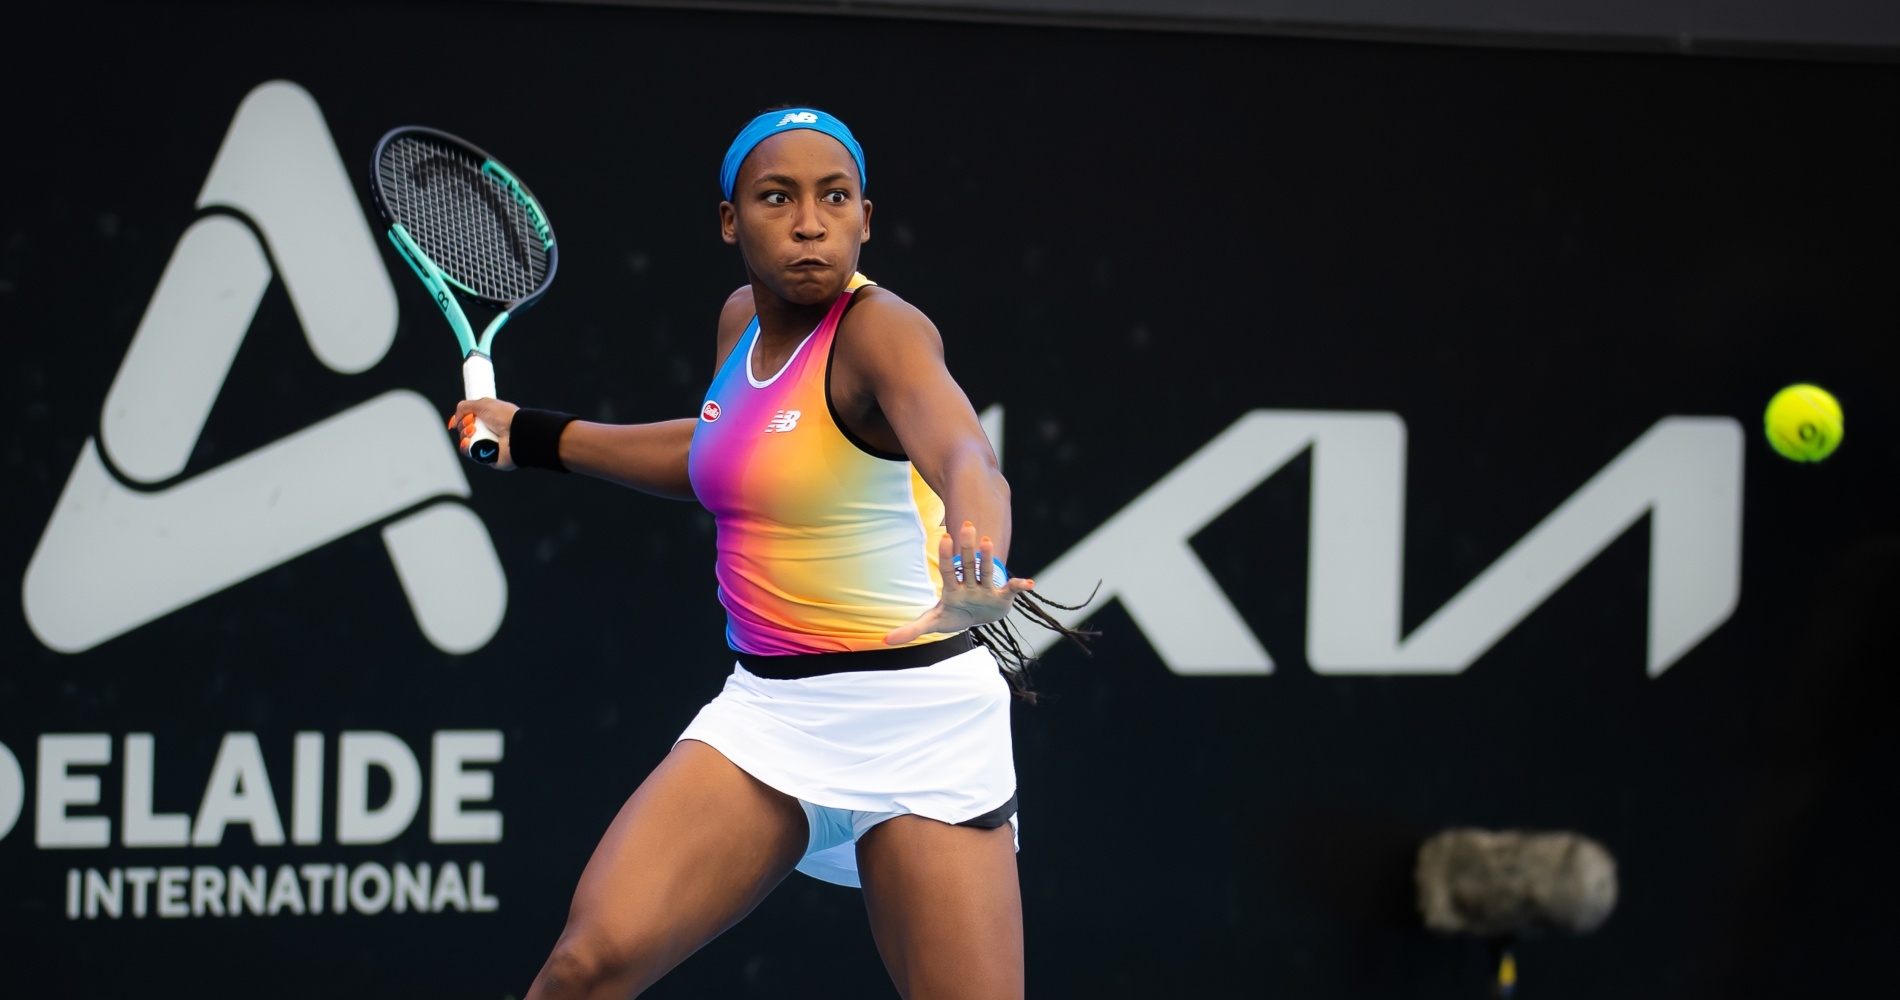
left=745, top=319, right=820, bottom=389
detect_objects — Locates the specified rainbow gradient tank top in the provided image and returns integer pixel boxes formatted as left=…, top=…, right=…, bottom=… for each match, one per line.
left=688, top=275, right=948, bottom=655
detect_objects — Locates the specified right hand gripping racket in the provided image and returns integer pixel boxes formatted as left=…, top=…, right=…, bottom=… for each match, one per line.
left=371, top=127, right=559, bottom=464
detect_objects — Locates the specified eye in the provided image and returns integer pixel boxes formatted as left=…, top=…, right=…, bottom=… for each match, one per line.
left=822, top=190, right=848, bottom=204
left=763, top=192, right=789, bottom=206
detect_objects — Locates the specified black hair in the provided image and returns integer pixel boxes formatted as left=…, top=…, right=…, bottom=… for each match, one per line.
left=972, top=587, right=1100, bottom=704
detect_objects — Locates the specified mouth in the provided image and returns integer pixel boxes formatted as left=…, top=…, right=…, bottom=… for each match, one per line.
left=786, top=257, right=831, bottom=270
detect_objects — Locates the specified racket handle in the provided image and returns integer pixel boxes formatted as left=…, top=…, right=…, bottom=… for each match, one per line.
left=461, top=353, right=502, bottom=465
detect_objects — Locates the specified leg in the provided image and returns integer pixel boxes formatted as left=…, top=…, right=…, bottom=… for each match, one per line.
left=856, top=816, right=1024, bottom=1000
left=526, top=739, right=809, bottom=999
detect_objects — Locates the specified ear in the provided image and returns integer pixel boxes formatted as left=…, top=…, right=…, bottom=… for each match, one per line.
left=860, top=198, right=873, bottom=244
left=719, top=201, right=739, bottom=246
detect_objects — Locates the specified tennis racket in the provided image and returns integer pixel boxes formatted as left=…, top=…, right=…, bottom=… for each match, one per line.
left=370, top=126, right=559, bottom=464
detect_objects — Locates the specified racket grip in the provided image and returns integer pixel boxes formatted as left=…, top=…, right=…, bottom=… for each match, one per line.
left=461, top=353, right=502, bottom=465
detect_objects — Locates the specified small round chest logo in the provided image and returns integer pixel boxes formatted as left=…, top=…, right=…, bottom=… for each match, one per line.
left=701, top=401, right=721, bottom=422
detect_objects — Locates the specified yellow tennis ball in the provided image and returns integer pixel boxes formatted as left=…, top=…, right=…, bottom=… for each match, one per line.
left=1764, top=384, right=1843, bottom=462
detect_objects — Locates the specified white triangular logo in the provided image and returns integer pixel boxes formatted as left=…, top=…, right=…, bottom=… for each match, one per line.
left=22, top=80, right=507, bottom=655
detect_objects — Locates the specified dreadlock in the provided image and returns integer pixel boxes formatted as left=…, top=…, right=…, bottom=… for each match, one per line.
left=971, top=584, right=1101, bottom=704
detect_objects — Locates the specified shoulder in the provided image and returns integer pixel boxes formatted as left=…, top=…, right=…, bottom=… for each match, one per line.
left=714, top=284, right=755, bottom=366
left=719, top=284, right=755, bottom=333
left=839, top=285, right=942, bottom=357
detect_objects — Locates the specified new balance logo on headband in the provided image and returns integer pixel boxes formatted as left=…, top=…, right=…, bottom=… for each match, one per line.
left=777, top=112, right=819, bottom=127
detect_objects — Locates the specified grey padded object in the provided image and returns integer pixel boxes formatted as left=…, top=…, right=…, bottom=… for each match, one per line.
left=1417, top=828, right=1618, bottom=936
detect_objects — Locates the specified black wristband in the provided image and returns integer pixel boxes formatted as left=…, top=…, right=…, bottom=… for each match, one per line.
left=509, top=408, right=579, bottom=472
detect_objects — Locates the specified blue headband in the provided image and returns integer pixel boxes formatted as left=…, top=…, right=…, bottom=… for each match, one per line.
left=720, top=108, right=867, bottom=201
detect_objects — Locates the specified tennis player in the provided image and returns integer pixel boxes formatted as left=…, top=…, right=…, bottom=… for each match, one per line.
left=450, top=108, right=1083, bottom=999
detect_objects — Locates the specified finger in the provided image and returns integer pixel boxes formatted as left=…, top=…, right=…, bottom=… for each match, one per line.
left=936, top=531, right=957, bottom=589
left=977, top=535, right=996, bottom=588
left=885, top=608, right=941, bottom=646
left=958, top=521, right=978, bottom=589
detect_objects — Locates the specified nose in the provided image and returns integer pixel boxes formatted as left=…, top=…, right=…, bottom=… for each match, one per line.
left=793, top=197, right=827, bottom=242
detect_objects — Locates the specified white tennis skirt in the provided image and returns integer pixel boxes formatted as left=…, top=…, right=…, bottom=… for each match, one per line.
left=676, top=643, right=1018, bottom=887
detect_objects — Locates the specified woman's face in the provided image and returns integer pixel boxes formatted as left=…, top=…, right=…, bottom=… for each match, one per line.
left=721, top=130, right=870, bottom=306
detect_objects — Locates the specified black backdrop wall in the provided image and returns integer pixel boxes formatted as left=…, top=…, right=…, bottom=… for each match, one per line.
left=3, top=2, right=1897, bottom=997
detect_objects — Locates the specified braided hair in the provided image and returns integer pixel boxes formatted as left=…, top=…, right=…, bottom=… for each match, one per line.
left=972, top=586, right=1101, bottom=703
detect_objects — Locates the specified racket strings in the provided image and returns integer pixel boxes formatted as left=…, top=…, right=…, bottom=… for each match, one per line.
left=377, top=136, right=549, bottom=303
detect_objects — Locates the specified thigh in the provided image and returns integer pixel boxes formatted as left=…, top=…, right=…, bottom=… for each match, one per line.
left=527, top=739, right=809, bottom=999
left=856, top=816, right=1024, bottom=1000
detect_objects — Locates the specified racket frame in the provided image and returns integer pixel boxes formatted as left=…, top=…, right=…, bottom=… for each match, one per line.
left=370, top=126, right=559, bottom=464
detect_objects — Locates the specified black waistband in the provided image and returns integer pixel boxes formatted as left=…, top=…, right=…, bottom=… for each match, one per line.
left=736, top=632, right=976, bottom=680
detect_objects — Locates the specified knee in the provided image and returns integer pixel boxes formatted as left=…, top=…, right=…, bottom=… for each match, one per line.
left=534, top=931, right=644, bottom=999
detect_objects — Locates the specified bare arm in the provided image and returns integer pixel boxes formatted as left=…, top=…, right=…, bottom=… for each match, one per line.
left=444, top=287, right=758, bottom=500
left=831, top=291, right=1030, bottom=644
left=557, top=419, right=697, bottom=498
left=839, top=293, right=1013, bottom=563
left=449, top=398, right=698, bottom=499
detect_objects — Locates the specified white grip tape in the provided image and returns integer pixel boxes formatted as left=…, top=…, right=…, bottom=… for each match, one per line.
left=462, top=353, right=497, bottom=401
left=460, top=353, right=501, bottom=463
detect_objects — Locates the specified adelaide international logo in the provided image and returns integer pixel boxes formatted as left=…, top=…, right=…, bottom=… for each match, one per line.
left=22, top=81, right=507, bottom=656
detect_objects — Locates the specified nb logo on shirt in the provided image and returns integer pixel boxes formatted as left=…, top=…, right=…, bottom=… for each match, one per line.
left=777, top=112, right=819, bottom=127
left=765, top=410, right=802, bottom=434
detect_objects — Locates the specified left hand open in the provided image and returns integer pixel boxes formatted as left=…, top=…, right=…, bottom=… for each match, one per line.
left=884, top=521, right=1034, bottom=645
